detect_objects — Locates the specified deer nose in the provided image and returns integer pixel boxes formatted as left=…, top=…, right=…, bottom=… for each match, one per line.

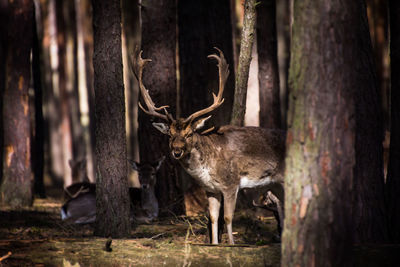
left=142, top=184, right=149, bottom=190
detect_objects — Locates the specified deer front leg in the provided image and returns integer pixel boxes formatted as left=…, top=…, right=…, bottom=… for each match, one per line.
left=223, top=188, right=239, bottom=245
left=206, top=192, right=222, bottom=244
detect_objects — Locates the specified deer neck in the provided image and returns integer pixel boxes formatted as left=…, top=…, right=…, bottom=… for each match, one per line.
left=177, top=134, right=221, bottom=191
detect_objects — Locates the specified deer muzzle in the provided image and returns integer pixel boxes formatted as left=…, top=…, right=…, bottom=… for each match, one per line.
left=172, top=148, right=184, bottom=159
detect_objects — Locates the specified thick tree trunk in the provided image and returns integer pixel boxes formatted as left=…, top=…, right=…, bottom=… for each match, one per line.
left=178, top=0, right=235, bottom=216
left=140, top=0, right=184, bottom=216
left=256, top=0, right=281, bottom=129
left=231, top=0, right=256, bottom=127
left=353, top=1, right=387, bottom=243
left=92, top=0, right=130, bottom=237
left=0, top=0, right=34, bottom=207
left=386, top=0, right=400, bottom=243
left=282, top=0, right=366, bottom=265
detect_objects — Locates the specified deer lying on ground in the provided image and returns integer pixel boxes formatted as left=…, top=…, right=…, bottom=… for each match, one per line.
left=61, top=158, right=164, bottom=224
left=133, top=48, right=285, bottom=244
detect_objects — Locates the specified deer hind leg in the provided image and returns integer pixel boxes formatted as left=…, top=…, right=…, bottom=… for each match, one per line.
left=206, top=192, right=221, bottom=244
left=223, top=188, right=239, bottom=245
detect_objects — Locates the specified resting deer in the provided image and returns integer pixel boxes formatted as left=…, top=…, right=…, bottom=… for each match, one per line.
left=133, top=48, right=285, bottom=244
left=61, top=158, right=164, bottom=224
left=128, top=156, right=165, bottom=222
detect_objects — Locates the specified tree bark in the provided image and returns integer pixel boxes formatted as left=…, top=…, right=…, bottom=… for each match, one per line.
left=92, top=0, right=130, bottom=237
left=256, top=0, right=281, bottom=129
left=386, top=0, right=400, bottom=243
left=231, top=0, right=256, bottom=127
left=178, top=0, right=235, bottom=216
left=139, top=0, right=184, bottom=216
left=0, top=0, right=34, bottom=207
left=282, top=0, right=366, bottom=265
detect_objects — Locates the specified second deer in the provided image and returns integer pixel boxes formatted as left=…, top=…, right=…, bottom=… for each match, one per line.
left=133, top=48, right=286, bottom=244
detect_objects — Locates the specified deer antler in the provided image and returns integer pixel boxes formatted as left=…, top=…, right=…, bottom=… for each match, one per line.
left=133, top=49, right=173, bottom=121
left=183, top=47, right=230, bottom=124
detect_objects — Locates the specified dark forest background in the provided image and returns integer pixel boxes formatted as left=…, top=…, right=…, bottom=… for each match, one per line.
left=1, top=0, right=399, bottom=265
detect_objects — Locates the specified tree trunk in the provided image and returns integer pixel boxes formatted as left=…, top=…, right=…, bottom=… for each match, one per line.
left=256, top=0, right=281, bottom=129
left=282, top=0, right=366, bottom=265
left=122, top=0, right=140, bottom=187
left=386, top=0, right=400, bottom=243
left=32, top=11, right=46, bottom=198
left=92, top=0, right=130, bottom=238
left=353, top=1, right=387, bottom=243
left=231, top=0, right=256, bottom=127
left=0, top=0, right=34, bottom=207
left=178, top=0, right=235, bottom=216
left=0, top=0, right=6, bottom=187
left=75, top=0, right=95, bottom=183
left=366, top=0, right=389, bottom=130
left=276, top=0, right=291, bottom=130
left=140, top=0, right=184, bottom=216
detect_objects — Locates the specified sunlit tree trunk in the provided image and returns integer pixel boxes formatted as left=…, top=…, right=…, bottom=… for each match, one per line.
left=386, top=0, right=400, bottom=243
left=140, top=0, right=184, bottom=216
left=0, top=0, right=34, bottom=207
left=231, top=0, right=256, bottom=126
left=92, top=0, right=130, bottom=237
left=75, top=0, right=95, bottom=183
left=177, top=0, right=235, bottom=217
left=256, top=0, right=281, bottom=129
left=122, top=0, right=140, bottom=187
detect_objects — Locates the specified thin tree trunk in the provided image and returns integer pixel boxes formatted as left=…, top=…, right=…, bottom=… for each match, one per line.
left=0, top=0, right=34, bottom=207
left=32, top=11, right=46, bottom=198
left=178, top=0, right=235, bottom=216
left=386, top=0, right=400, bottom=243
left=283, top=0, right=363, bottom=265
left=75, top=0, right=95, bottom=183
left=140, top=0, right=184, bottom=216
left=92, top=0, right=130, bottom=237
left=353, top=1, right=387, bottom=243
left=256, top=0, right=281, bottom=129
left=122, top=0, right=140, bottom=187
left=231, top=0, right=256, bottom=127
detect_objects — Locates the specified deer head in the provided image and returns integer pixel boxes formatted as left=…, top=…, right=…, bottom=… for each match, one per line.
left=129, top=156, right=165, bottom=190
left=133, top=47, right=229, bottom=160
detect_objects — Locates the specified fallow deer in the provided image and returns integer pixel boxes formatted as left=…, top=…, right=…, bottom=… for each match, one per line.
left=61, top=158, right=164, bottom=224
left=133, top=48, right=285, bottom=244
left=128, top=156, right=165, bottom=222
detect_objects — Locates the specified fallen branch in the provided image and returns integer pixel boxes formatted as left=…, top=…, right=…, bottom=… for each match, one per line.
left=0, top=251, right=12, bottom=262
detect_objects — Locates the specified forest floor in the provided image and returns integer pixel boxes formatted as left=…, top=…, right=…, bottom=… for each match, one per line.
left=0, top=195, right=281, bottom=267
left=1, top=196, right=400, bottom=267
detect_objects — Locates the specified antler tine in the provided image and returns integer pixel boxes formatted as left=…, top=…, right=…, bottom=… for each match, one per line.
left=133, top=49, right=172, bottom=121
left=183, top=47, right=230, bottom=124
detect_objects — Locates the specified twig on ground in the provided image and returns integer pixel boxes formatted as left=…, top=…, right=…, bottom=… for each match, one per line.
left=0, top=251, right=12, bottom=262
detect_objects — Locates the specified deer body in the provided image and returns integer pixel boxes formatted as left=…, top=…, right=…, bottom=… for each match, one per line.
left=133, top=48, right=285, bottom=244
left=177, top=126, right=284, bottom=192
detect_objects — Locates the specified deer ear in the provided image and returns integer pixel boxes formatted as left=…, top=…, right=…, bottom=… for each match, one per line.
left=193, top=115, right=212, bottom=131
left=128, top=159, right=140, bottom=171
left=154, top=156, right=166, bottom=171
left=152, top=122, right=169, bottom=135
